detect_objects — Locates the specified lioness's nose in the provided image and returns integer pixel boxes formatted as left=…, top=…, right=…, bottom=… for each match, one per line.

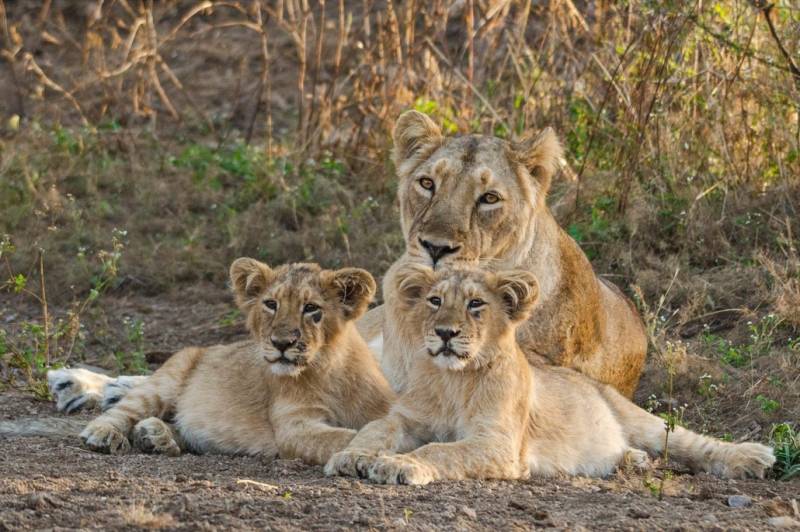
left=271, top=337, right=297, bottom=353
left=435, top=328, right=461, bottom=342
left=419, top=239, right=461, bottom=265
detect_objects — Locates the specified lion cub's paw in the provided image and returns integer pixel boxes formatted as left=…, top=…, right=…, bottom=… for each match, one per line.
left=132, top=418, right=181, bottom=457
left=621, top=448, right=652, bottom=472
left=80, top=421, right=131, bottom=454
left=711, top=442, right=776, bottom=479
left=324, top=449, right=377, bottom=478
left=367, top=455, right=437, bottom=486
left=47, top=368, right=113, bottom=414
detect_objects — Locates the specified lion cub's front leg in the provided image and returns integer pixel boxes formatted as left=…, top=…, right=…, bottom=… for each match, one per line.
left=272, top=403, right=359, bottom=465
left=325, top=413, right=421, bottom=478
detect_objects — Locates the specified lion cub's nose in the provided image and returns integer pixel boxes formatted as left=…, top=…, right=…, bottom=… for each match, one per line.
left=419, top=239, right=461, bottom=265
left=435, top=328, right=461, bottom=342
left=271, top=337, right=297, bottom=353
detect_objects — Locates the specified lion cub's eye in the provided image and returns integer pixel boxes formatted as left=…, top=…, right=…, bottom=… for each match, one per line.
left=418, top=177, right=435, bottom=192
left=468, top=299, right=486, bottom=309
left=478, top=192, right=501, bottom=205
left=303, top=303, right=320, bottom=314
left=263, top=299, right=278, bottom=311
left=427, top=296, right=442, bottom=307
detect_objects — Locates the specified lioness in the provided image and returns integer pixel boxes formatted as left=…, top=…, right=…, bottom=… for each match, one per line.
left=49, top=111, right=645, bottom=405
left=75, top=259, right=393, bottom=462
left=370, top=110, right=647, bottom=397
left=325, top=265, right=775, bottom=485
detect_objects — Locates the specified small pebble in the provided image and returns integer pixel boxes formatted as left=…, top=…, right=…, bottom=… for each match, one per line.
left=727, top=495, right=752, bottom=508
left=459, top=505, right=477, bottom=519
left=767, top=516, right=800, bottom=529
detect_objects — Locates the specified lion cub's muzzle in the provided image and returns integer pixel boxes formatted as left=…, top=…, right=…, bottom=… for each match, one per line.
left=427, top=327, right=470, bottom=359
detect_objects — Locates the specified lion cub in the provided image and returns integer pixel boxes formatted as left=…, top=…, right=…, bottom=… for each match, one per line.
left=80, top=259, right=393, bottom=464
left=326, top=265, right=775, bottom=484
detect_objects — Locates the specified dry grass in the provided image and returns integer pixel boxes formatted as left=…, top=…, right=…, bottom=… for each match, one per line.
left=121, top=502, right=176, bottom=529
left=0, top=0, right=798, bottom=444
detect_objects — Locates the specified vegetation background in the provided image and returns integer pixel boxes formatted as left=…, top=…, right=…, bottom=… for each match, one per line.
left=1, top=0, right=798, bottom=483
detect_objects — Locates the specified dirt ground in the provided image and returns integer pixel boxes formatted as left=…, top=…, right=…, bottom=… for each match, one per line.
left=2, top=290, right=799, bottom=531
left=0, top=392, right=797, bottom=532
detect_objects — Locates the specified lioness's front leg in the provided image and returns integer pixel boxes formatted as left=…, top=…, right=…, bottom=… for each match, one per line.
left=367, top=436, right=524, bottom=485
left=324, top=413, right=421, bottom=478
left=272, top=403, right=358, bottom=465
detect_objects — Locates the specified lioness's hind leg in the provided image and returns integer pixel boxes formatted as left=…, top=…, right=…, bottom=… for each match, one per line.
left=132, top=417, right=182, bottom=457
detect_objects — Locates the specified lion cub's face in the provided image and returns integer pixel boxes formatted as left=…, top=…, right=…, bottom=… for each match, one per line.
left=230, top=259, right=375, bottom=377
left=396, top=265, right=539, bottom=371
left=392, top=111, right=563, bottom=268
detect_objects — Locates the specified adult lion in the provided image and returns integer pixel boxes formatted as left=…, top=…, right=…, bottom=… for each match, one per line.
left=361, top=111, right=647, bottom=398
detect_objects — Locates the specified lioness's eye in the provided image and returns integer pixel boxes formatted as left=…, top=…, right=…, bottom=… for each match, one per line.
left=418, top=177, right=435, bottom=192
left=303, top=303, right=320, bottom=314
left=263, top=299, right=278, bottom=311
left=427, top=296, right=442, bottom=307
left=468, top=299, right=486, bottom=309
left=478, top=192, right=501, bottom=205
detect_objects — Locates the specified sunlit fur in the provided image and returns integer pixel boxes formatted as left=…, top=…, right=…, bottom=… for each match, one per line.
left=77, top=260, right=393, bottom=463
left=326, top=265, right=775, bottom=485
left=372, top=110, right=648, bottom=399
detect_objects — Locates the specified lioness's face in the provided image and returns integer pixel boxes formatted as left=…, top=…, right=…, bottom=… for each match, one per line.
left=396, top=265, right=539, bottom=371
left=392, top=111, right=563, bottom=268
left=230, top=259, right=375, bottom=377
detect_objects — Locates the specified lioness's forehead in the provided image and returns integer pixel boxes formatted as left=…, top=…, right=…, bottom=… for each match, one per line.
left=427, top=135, right=512, bottom=176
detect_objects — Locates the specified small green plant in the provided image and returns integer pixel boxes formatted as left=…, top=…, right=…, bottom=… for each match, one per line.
left=697, top=373, right=719, bottom=397
left=769, top=423, right=799, bottom=481
left=114, top=317, right=148, bottom=374
left=402, top=508, right=413, bottom=524
left=755, top=394, right=780, bottom=414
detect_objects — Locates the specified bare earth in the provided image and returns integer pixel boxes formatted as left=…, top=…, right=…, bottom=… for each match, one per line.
left=0, top=392, right=796, bottom=531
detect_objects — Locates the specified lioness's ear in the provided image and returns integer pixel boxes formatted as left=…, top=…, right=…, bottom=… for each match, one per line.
left=495, top=270, right=539, bottom=323
left=512, top=127, right=563, bottom=194
left=394, top=263, right=435, bottom=307
left=392, top=110, right=443, bottom=167
left=324, top=268, right=376, bottom=321
left=230, top=258, right=273, bottom=308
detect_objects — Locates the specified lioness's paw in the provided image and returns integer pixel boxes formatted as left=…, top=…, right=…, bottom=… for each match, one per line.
left=47, top=368, right=113, bottom=414
left=132, top=418, right=181, bottom=457
left=367, top=455, right=437, bottom=486
left=712, top=443, right=776, bottom=479
left=80, top=421, right=131, bottom=454
left=324, top=450, right=376, bottom=478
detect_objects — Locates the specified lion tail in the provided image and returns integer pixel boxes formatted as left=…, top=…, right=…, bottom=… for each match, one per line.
left=0, top=417, right=86, bottom=438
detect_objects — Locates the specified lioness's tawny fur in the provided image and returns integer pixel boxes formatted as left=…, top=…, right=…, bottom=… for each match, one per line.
left=78, top=259, right=393, bottom=463
left=326, top=265, right=775, bottom=485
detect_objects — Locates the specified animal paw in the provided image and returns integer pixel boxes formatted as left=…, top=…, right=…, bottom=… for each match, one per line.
left=621, top=448, right=652, bottom=472
left=132, top=418, right=181, bottom=457
left=80, top=420, right=131, bottom=454
left=324, top=449, right=377, bottom=478
left=711, top=442, right=776, bottom=479
left=101, top=376, right=148, bottom=411
left=367, top=454, right=437, bottom=485
left=47, top=368, right=113, bottom=414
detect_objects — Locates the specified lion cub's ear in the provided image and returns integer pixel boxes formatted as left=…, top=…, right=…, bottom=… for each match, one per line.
left=392, top=110, right=443, bottom=167
left=230, top=258, right=273, bottom=308
left=494, top=270, right=539, bottom=323
left=323, top=268, right=376, bottom=321
left=512, top=127, right=564, bottom=194
left=394, top=263, right=435, bottom=307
